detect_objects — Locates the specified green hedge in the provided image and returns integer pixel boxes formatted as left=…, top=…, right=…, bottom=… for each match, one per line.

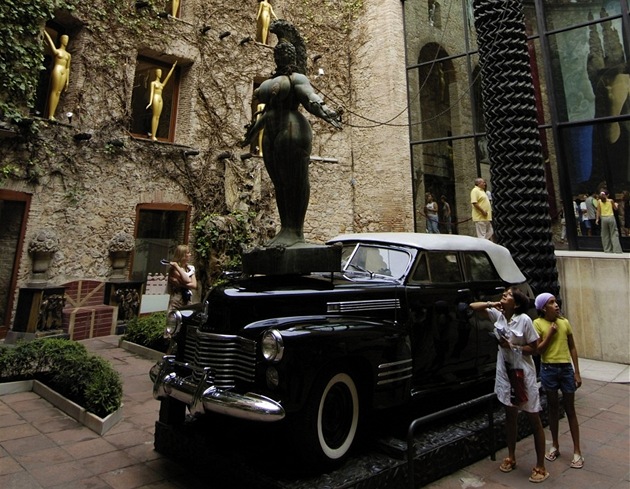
left=0, top=338, right=122, bottom=418
left=123, top=312, right=169, bottom=353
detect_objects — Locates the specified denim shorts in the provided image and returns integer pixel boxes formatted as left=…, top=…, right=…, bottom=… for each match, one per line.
left=540, top=363, right=576, bottom=393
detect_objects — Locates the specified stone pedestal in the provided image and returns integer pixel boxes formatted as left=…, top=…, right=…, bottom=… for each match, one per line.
left=29, top=251, right=55, bottom=285
left=110, top=251, right=131, bottom=280
left=5, top=286, right=67, bottom=343
left=241, top=243, right=342, bottom=276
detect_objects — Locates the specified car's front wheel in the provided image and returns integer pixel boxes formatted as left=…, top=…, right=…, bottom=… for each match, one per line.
left=293, top=369, right=360, bottom=468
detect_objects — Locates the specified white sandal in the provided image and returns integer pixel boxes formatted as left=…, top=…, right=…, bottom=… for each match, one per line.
left=545, top=446, right=560, bottom=462
left=571, top=454, right=584, bottom=469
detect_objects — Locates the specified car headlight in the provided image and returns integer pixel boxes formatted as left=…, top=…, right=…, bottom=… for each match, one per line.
left=261, top=329, right=284, bottom=362
left=164, top=310, right=182, bottom=338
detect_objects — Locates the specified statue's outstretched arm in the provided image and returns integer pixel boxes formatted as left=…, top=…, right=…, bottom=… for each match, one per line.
left=292, top=75, right=341, bottom=128
left=43, top=30, right=56, bottom=52
left=163, top=61, right=178, bottom=87
left=302, top=88, right=341, bottom=128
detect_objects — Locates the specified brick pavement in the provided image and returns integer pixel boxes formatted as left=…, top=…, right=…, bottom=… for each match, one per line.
left=0, top=335, right=628, bottom=489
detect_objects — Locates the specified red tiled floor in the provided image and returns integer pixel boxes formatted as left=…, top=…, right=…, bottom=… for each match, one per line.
left=1, top=336, right=628, bottom=489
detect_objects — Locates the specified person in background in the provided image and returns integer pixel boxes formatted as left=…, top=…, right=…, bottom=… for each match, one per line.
left=559, top=205, right=566, bottom=243
left=470, top=178, right=493, bottom=240
left=579, top=197, right=591, bottom=236
left=425, top=193, right=440, bottom=233
left=596, top=190, right=623, bottom=253
left=533, top=293, right=584, bottom=470
left=470, top=288, right=549, bottom=483
left=622, top=190, right=630, bottom=236
left=167, top=244, right=197, bottom=310
left=585, top=191, right=599, bottom=236
left=440, top=195, right=452, bottom=234
left=573, top=197, right=583, bottom=236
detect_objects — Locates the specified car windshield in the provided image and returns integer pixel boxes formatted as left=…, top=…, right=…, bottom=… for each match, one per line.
left=341, top=244, right=411, bottom=280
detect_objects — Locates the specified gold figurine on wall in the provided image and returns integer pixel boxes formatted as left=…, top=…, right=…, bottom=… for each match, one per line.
left=256, top=0, right=277, bottom=45
left=146, top=62, right=177, bottom=141
left=256, top=103, right=265, bottom=156
left=171, top=0, right=179, bottom=17
left=43, top=30, right=71, bottom=120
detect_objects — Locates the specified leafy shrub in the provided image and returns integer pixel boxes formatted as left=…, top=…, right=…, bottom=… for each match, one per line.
left=123, top=312, right=169, bottom=352
left=0, top=338, right=122, bottom=418
left=48, top=354, right=123, bottom=418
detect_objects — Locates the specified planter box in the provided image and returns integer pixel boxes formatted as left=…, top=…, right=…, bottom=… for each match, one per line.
left=0, top=380, right=123, bottom=435
left=118, top=338, right=166, bottom=362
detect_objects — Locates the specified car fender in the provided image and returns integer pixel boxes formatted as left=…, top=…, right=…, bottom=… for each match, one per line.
left=245, top=315, right=412, bottom=412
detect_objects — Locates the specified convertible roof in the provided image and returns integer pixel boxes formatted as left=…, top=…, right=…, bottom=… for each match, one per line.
left=328, top=233, right=527, bottom=284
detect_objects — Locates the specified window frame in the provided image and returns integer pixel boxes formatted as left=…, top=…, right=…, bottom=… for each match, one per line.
left=129, top=56, right=181, bottom=142
left=130, top=203, right=191, bottom=283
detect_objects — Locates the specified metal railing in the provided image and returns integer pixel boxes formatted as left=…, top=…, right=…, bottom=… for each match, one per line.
left=406, top=392, right=497, bottom=489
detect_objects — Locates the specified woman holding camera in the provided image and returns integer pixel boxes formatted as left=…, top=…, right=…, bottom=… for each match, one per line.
left=167, top=244, right=197, bottom=310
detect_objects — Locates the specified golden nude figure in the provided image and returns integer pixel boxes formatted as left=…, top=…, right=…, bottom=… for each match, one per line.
left=146, top=62, right=177, bottom=141
left=43, top=30, right=71, bottom=120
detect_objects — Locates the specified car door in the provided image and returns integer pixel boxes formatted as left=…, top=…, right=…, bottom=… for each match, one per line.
left=462, top=251, right=507, bottom=373
left=405, top=251, right=477, bottom=392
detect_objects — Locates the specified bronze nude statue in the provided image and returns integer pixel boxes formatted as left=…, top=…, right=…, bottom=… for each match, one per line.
left=241, top=20, right=341, bottom=248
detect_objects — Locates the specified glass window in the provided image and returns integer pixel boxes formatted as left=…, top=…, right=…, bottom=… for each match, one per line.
left=411, top=253, right=430, bottom=282
left=131, top=205, right=190, bottom=282
left=559, top=120, right=630, bottom=196
left=542, top=0, right=625, bottom=32
left=548, top=18, right=628, bottom=124
left=343, top=245, right=411, bottom=279
left=428, top=251, right=462, bottom=282
left=464, top=252, right=500, bottom=281
left=464, top=0, right=478, bottom=51
left=340, top=244, right=356, bottom=269
left=130, top=57, right=180, bottom=142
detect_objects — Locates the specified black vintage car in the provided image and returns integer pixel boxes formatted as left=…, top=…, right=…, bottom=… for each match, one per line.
left=150, top=233, right=533, bottom=468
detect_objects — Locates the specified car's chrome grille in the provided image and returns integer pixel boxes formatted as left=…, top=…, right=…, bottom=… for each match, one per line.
left=327, top=298, right=400, bottom=313
left=184, top=329, right=256, bottom=388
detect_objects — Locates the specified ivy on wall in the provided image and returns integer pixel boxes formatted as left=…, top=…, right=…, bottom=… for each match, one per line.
left=0, top=0, right=75, bottom=121
left=0, top=0, right=361, bottom=285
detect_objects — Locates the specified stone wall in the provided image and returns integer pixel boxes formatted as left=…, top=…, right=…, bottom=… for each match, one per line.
left=350, top=0, right=414, bottom=232
left=0, top=1, right=418, bottom=334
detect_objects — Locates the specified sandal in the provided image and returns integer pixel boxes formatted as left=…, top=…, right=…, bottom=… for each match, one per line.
left=499, top=457, right=516, bottom=473
left=545, top=446, right=560, bottom=462
left=529, top=467, right=550, bottom=483
left=570, top=454, right=584, bottom=469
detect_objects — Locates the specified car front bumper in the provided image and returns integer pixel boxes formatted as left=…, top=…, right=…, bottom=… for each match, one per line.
left=149, top=355, right=285, bottom=422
